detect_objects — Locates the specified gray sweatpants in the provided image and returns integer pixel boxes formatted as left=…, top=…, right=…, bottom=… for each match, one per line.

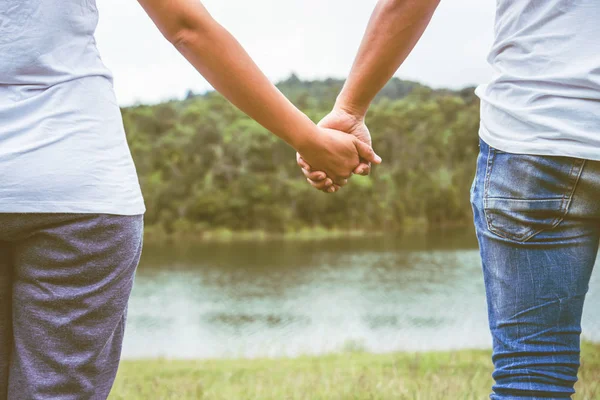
left=0, top=214, right=143, bottom=400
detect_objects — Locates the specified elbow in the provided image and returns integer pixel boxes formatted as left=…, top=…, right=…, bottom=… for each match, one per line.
left=381, top=0, right=440, bottom=12
left=164, top=14, right=214, bottom=49
left=169, top=28, right=197, bottom=50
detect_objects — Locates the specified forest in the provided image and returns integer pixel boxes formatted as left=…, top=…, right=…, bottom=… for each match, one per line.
left=122, top=75, right=481, bottom=237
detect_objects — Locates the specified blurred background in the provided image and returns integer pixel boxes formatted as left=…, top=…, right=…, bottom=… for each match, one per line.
left=93, top=0, right=600, bottom=362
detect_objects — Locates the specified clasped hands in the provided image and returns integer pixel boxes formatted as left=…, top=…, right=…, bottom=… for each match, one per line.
left=295, top=107, right=381, bottom=193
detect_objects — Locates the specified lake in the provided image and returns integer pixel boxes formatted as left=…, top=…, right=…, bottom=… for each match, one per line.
left=122, top=229, right=600, bottom=359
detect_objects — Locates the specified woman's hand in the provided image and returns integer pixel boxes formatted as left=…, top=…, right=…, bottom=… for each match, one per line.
left=297, top=108, right=375, bottom=193
left=296, top=126, right=381, bottom=189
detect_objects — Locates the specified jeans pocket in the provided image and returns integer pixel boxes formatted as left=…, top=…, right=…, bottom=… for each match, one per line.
left=483, top=146, right=585, bottom=242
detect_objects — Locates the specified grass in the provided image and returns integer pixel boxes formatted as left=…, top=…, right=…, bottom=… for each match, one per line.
left=109, top=342, right=600, bottom=400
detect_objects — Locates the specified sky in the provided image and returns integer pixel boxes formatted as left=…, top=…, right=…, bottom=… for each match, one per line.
left=94, top=0, right=497, bottom=106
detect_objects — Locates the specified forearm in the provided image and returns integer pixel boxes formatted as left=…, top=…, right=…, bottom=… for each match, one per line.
left=336, top=0, right=440, bottom=118
left=173, top=24, right=317, bottom=149
left=138, top=0, right=317, bottom=150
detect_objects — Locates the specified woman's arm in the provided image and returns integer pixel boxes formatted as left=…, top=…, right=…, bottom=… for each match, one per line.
left=136, top=0, right=381, bottom=182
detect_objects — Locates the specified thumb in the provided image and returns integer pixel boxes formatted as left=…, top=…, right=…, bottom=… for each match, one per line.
left=353, top=139, right=382, bottom=165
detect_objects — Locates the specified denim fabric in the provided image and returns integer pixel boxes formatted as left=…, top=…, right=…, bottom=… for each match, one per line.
left=471, top=139, right=599, bottom=399
left=0, top=214, right=143, bottom=400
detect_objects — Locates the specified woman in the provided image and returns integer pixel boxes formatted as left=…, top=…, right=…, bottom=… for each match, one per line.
left=0, top=0, right=381, bottom=398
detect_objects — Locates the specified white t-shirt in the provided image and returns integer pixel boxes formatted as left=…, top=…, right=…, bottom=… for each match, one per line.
left=0, top=0, right=145, bottom=215
left=476, top=0, right=600, bottom=160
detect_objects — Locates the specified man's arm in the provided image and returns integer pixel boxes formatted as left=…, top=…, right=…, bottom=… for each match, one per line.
left=137, top=0, right=381, bottom=182
left=335, top=0, right=441, bottom=118
left=298, top=0, right=440, bottom=192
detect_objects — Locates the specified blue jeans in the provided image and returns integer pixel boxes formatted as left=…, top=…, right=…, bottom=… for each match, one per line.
left=0, top=214, right=143, bottom=400
left=471, top=139, right=599, bottom=399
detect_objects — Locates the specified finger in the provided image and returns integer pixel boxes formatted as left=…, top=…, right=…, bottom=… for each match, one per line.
left=353, top=162, right=371, bottom=176
left=325, top=184, right=342, bottom=193
left=302, top=168, right=327, bottom=181
left=319, top=183, right=340, bottom=194
left=335, top=178, right=349, bottom=187
left=353, top=140, right=382, bottom=164
left=306, top=177, right=333, bottom=191
left=332, top=175, right=351, bottom=187
left=296, top=153, right=312, bottom=171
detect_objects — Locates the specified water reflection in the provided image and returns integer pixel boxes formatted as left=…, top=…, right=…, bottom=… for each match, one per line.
left=122, top=229, right=600, bottom=359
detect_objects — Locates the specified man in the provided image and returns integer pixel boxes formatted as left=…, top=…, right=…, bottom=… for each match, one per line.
left=300, top=0, right=600, bottom=398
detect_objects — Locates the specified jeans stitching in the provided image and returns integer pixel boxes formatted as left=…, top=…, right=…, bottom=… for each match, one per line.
left=560, top=159, right=578, bottom=211
left=551, top=159, right=586, bottom=231
left=483, top=145, right=494, bottom=215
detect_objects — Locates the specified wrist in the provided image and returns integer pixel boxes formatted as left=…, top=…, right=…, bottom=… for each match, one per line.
left=334, top=93, right=368, bottom=121
left=288, top=115, right=320, bottom=154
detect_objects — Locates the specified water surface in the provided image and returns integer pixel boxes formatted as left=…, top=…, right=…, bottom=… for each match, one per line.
left=122, top=229, right=600, bottom=359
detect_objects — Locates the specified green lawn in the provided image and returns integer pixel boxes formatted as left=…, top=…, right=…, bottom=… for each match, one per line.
left=109, top=342, right=600, bottom=400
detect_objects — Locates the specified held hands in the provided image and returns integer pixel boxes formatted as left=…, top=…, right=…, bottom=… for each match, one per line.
left=296, top=108, right=378, bottom=193
left=296, top=124, right=381, bottom=190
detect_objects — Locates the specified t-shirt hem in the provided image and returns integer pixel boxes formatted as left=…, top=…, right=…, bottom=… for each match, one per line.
left=0, top=200, right=146, bottom=216
left=479, top=124, right=600, bottom=162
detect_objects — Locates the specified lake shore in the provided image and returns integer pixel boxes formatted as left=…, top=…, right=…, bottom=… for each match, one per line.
left=110, top=342, right=600, bottom=400
left=142, top=221, right=473, bottom=244
left=143, top=225, right=387, bottom=244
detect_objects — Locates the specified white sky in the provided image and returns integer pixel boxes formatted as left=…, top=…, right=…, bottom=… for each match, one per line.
left=94, top=0, right=497, bottom=106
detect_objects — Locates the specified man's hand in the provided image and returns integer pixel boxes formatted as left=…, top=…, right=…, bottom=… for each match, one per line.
left=296, top=125, right=381, bottom=188
left=296, top=107, right=373, bottom=193
left=297, top=0, right=440, bottom=193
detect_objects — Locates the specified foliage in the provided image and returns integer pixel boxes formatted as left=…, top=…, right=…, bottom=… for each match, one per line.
left=122, top=76, right=481, bottom=235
